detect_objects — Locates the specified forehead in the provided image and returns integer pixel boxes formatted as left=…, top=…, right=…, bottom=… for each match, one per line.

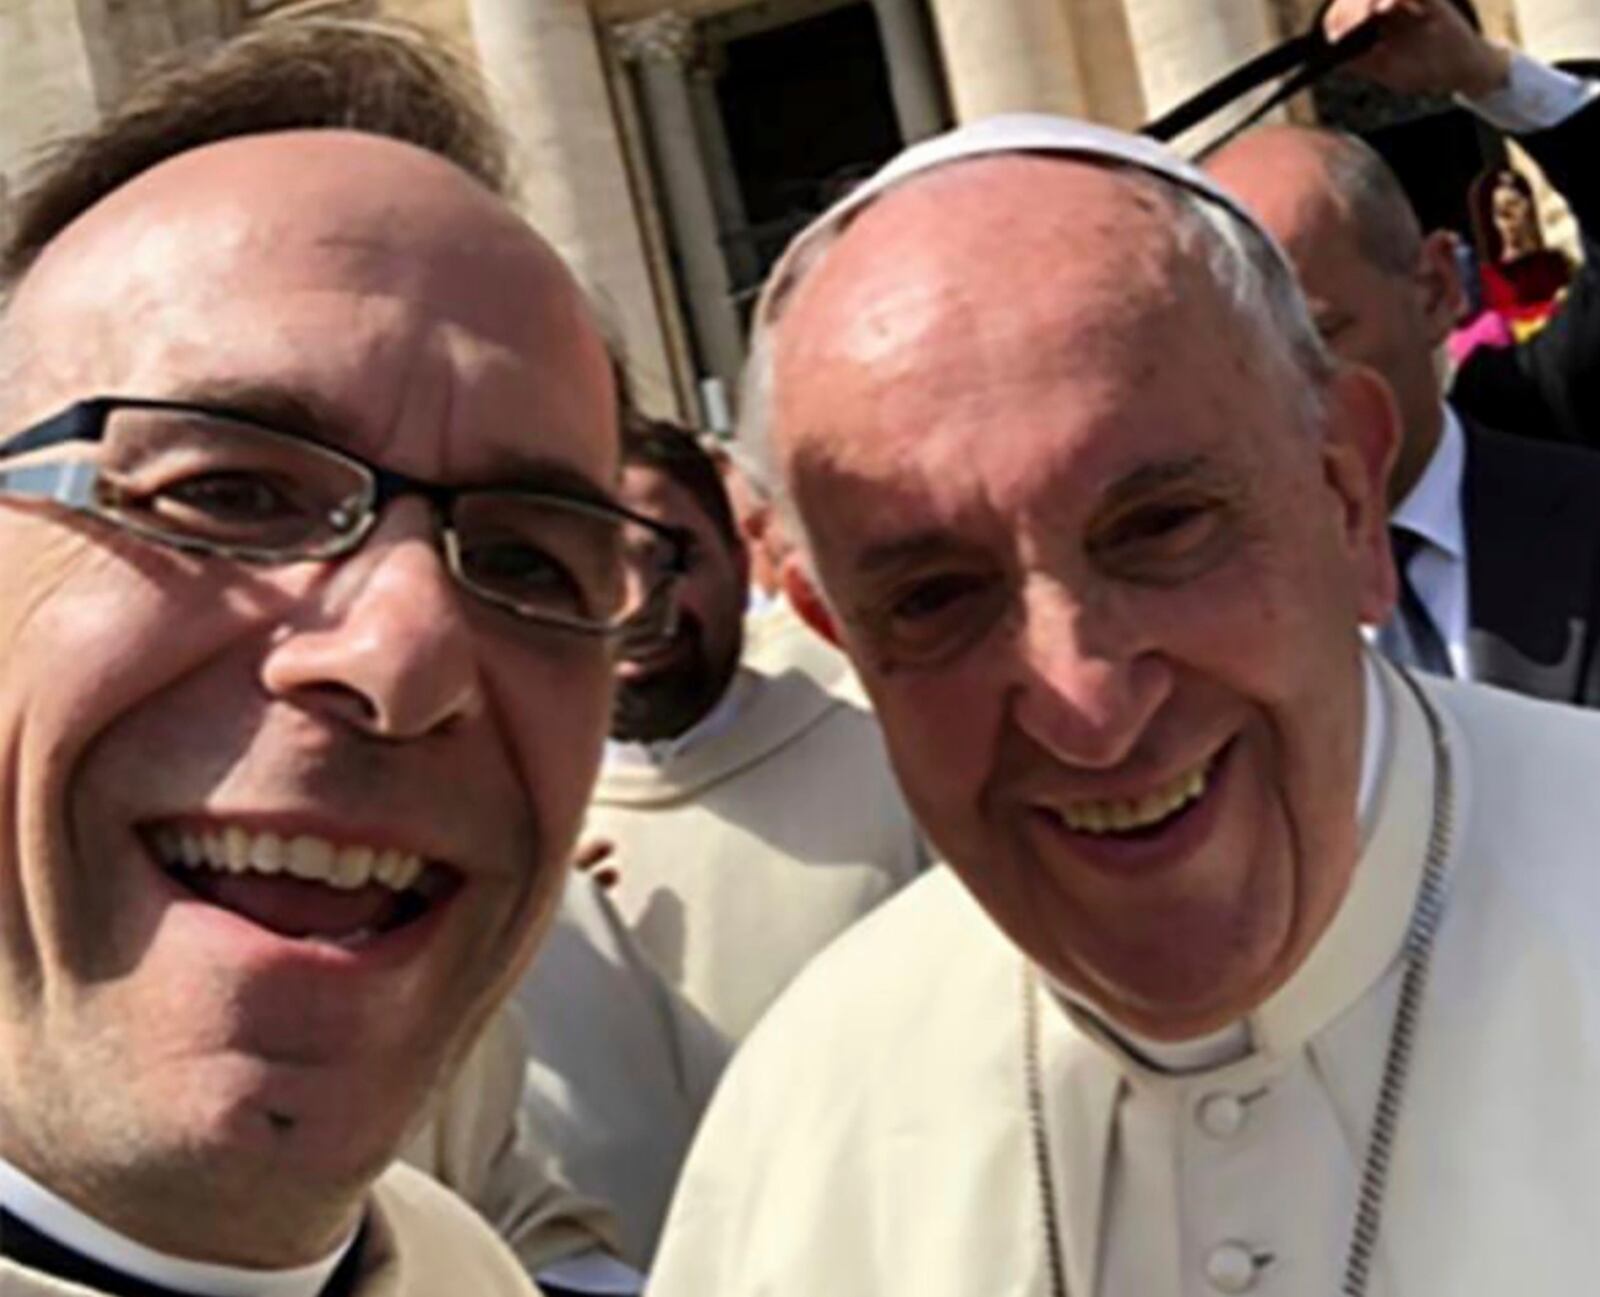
left=6, top=132, right=619, bottom=486
left=771, top=158, right=1290, bottom=513
left=1206, top=137, right=1363, bottom=287
left=619, top=462, right=719, bottom=536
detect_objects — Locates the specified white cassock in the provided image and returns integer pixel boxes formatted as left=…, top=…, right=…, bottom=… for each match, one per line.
left=515, top=874, right=731, bottom=1271
left=406, top=874, right=729, bottom=1277
left=402, top=995, right=619, bottom=1275
left=648, top=656, right=1600, bottom=1295
left=592, top=651, right=927, bottom=1044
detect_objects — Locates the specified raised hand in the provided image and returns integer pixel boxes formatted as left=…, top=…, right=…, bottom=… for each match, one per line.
left=1323, top=0, right=1512, bottom=99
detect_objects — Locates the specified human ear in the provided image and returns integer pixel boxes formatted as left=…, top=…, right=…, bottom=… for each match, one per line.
left=1320, top=365, right=1400, bottom=627
left=781, top=555, right=841, bottom=647
left=1416, top=230, right=1468, bottom=345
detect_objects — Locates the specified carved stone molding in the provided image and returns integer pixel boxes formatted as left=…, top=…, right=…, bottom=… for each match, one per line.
left=612, top=11, right=699, bottom=69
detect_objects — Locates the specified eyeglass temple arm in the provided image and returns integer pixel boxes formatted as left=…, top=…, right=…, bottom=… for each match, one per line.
left=0, top=461, right=100, bottom=509
left=0, top=402, right=107, bottom=459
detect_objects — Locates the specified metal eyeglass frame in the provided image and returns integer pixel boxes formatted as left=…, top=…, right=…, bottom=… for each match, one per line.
left=0, top=396, right=692, bottom=638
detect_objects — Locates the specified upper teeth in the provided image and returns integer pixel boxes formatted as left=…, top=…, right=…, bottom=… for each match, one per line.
left=1055, top=758, right=1213, bottom=836
left=153, top=827, right=424, bottom=892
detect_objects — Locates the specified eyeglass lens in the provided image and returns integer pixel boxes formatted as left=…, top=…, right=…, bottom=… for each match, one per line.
left=2, top=406, right=675, bottom=634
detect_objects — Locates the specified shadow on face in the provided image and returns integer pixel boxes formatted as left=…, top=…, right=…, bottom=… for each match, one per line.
left=0, top=130, right=621, bottom=1263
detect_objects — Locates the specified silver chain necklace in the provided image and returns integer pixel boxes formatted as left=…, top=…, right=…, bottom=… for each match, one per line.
left=1025, top=672, right=1456, bottom=1297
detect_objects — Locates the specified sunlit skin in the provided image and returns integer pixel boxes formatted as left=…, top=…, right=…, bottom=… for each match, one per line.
left=612, top=463, right=749, bottom=742
left=1207, top=126, right=1464, bottom=505
left=774, top=158, right=1398, bottom=1042
left=0, top=132, right=618, bottom=1264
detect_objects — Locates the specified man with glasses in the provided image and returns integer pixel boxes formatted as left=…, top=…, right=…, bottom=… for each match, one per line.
left=0, top=19, right=677, bottom=1297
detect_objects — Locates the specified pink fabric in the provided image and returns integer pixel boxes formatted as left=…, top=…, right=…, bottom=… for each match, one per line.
left=1449, top=310, right=1515, bottom=366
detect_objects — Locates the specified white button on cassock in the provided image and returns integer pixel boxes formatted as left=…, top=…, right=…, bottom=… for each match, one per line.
left=1205, top=1243, right=1260, bottom=1294
left=1198, top=1092, right=1246, bottom=1138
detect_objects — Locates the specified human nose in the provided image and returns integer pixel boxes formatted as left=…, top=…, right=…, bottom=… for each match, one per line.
left=1007, top=580, right=1170, bottom=770
left=259, top=502, right=483, bottom=739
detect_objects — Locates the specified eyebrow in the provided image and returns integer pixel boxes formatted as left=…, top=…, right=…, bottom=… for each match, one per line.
left=164, top=379, right=618, bottom=505
left=1100, top=455, right=1219, bottom=506
left=853, top=530, right=976, bottom=579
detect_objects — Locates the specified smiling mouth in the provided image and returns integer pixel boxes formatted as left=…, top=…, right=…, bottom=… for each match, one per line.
left=1045, top=751, right=1221, bottom=839
left=145, top=824, right=457, bottom=948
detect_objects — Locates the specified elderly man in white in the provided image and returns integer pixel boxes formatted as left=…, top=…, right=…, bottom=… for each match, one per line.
left=646, top=111, right=1600, bottom=1297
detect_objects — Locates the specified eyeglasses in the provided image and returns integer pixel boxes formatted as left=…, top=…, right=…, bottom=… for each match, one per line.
left=0, top=397, right=690, bottom=638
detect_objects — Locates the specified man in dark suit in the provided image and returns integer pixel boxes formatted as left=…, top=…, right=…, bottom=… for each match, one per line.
left=1208, top=0, right=1600, bottom=705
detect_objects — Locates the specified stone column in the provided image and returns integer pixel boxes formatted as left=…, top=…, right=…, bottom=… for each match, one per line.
left=1510, top=0, right=1600, bottom=61
left=79, top=0, right=236, bottom=106
left=925, top=0, right=1087, bottom=121
left=871, top=0, right=947, bottom=142
left=469, top=0, right=680, bottom=415
left=1122, top=0, right=1278, bottom=133
left=0, top=0, right=101, bottom=188
left=615, top=12, right=746, bottom=407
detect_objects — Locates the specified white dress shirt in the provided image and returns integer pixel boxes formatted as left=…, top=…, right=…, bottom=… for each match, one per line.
left=1465, top=47, right=1600, bottom=133
left=0, top=1154, right=355, bottom=1297
left=1387, top=408, right=1469, bottom=678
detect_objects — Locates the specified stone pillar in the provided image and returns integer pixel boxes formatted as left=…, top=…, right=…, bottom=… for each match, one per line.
left=1510, top=0, right=1600, bottom=61
left=1122, top=0, right=1278, bottom=132
left=469, top=0, right=680, bottom=415
left=79, top=0, right=236, bottom=107
left=615, top=12, right=746, bottom=407
left=871, top=0, right=947, bottom=142
left=925, top=0, right=1087, bottom=121
left=0, top=0, right=101, bottom=187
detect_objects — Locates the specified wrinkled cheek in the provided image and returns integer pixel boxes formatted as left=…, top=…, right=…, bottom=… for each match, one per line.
left=0, top=531, right=269, bottom=1006
left=878, top=682, right=999, bottom=847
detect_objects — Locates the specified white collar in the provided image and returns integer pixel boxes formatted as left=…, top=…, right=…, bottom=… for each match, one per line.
left=0, top=1155, right=358, bottom=1297
left=605, top=669, right=755, bottom=769
left=1390, top=406, right=1466, bottom=563
left=1102, top=650, right=1389, bottom=1072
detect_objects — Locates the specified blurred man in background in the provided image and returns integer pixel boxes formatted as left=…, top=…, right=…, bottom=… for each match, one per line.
left=1209, top=0, right=1600, bottom=703
left=590, top=418, right=926, bottom=1046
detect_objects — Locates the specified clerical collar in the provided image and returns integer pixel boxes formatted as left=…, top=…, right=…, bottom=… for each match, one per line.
left=0, top=1154, right=358, bottom=1297
left=1056, top=649, right=1392, bottom=1074
left=605, top=669, right=755, bottom=769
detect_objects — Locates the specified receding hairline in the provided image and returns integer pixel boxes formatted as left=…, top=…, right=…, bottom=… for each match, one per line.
left=735, top=145, right=1336, bottom=544
left=13, top=127, right=532, bottom=276
left=1210, top=124, right=1424, bottom=278
left=772, top=152, right=1315, bottom=379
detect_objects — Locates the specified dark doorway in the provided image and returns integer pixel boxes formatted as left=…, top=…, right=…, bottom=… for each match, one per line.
left=712, top=1, right=907, bottom=317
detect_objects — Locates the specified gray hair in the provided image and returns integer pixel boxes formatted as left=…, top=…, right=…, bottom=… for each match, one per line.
left=735, top=156, right=1337, bottom=534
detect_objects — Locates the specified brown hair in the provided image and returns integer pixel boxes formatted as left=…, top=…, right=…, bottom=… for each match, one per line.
left=622, top=416, right=740, bottom=552
left=1468, top=165, right=1542, bottom=266
left=1, top=17, right=509, bottom=288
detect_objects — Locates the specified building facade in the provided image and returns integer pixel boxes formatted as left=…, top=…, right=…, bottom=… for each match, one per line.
left=1, top=0, right=1595, bottom=421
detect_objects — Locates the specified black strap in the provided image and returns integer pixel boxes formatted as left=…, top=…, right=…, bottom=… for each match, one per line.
left=0, top=1207, right=367, bottom=1297
left=1141, top=2, right=1383, bottom=157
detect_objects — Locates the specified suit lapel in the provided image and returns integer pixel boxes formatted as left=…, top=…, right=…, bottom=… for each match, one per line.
left=1462, top=420, right=1599, bottom=703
